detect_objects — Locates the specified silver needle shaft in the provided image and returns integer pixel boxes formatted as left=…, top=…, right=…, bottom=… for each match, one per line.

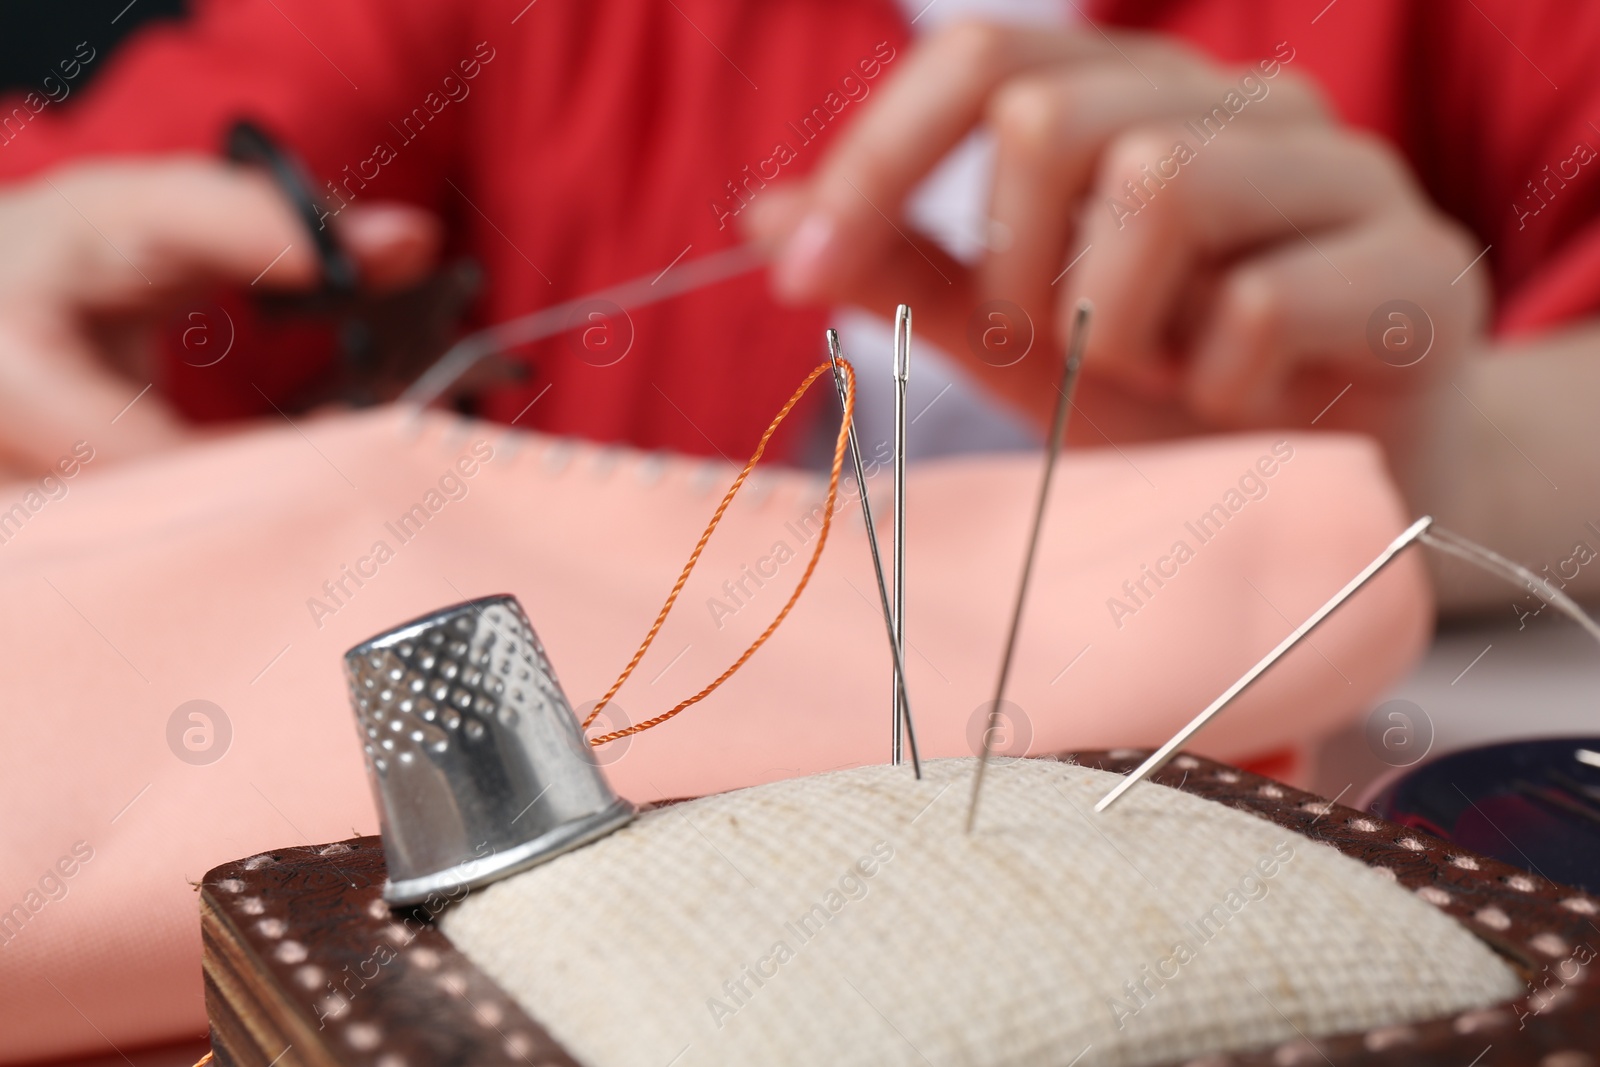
left=402, top=244, right=765, bottom=409
left=967, top=301, right=1091, bottom=833
left=891, top=306, right=911, bottom=766
left=828, top=331, right=921, bottom=778
left=1094, top=515, right=1435, bottom=813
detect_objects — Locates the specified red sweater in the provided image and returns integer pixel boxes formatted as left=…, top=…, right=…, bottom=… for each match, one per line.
left=1097, top=0, right=1600, bottom=335
left=1, top=0, right=1596, bottom=456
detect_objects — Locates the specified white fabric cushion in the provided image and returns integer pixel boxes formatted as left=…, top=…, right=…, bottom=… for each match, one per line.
left=442, top=759, right=1520, bottom=1066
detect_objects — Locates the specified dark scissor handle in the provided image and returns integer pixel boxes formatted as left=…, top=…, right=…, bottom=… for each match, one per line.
left=224, top=118, right=359, bottom=294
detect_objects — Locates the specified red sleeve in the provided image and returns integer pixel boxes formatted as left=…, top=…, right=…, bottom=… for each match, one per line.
left=1091, top=0, right=1600, bottom=338
left=1406, top=0, right=1600, bottom=336
left=0, top=0, right=466, bottom=200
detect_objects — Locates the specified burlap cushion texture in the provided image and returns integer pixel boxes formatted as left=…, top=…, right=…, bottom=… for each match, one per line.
left=441, top=758, right=1520, bottom=1067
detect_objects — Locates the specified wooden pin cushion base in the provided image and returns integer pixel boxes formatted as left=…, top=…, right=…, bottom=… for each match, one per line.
left=199, top=751, right=1600, bottom=1067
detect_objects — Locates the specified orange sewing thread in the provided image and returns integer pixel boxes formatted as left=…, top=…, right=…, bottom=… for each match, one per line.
left=582, top=358, right=857, bottom=746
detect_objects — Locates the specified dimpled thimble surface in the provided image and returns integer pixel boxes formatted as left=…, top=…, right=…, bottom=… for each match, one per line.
left=344, top=594, right=634, bottom=905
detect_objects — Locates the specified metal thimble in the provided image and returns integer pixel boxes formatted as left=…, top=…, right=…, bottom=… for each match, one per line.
left=344, top=594, right=635, bottom=905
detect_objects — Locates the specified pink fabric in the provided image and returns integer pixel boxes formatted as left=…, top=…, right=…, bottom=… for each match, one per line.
left=0, top=408, right=1430, bottom=1062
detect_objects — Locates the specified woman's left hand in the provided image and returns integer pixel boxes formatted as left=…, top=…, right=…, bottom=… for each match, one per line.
left=743, top=21, right=1488, bottom=463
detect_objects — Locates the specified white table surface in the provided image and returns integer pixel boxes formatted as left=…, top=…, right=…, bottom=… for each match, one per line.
left=1313, top=604, right=1600, bottom=807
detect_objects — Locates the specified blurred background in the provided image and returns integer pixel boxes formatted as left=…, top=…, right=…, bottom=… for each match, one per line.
left=0, top=2, right=184, bottom=94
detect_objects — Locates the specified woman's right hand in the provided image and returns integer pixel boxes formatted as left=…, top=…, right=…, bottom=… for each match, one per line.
left=0, top=157, right=439, bottom=479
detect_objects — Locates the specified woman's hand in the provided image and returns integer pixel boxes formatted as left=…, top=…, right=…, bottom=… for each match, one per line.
left=0, top=158, right=438, bottom=478
left=743, top=22, right=1488, bottom=467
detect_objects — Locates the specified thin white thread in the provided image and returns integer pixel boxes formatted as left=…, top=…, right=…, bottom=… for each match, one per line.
left=1423, top=526, right=1600, bottom=648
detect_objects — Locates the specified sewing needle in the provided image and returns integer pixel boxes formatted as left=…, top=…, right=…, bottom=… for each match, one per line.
left=828, top=330, right=921, bottom=778
left=967, top=301, right=1091, bottom=834
left=891, top=306, right=911, bottom=767
left=402, top=244, right=765, bottom=409
left=1094, top=515, right=1435, bottom=813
